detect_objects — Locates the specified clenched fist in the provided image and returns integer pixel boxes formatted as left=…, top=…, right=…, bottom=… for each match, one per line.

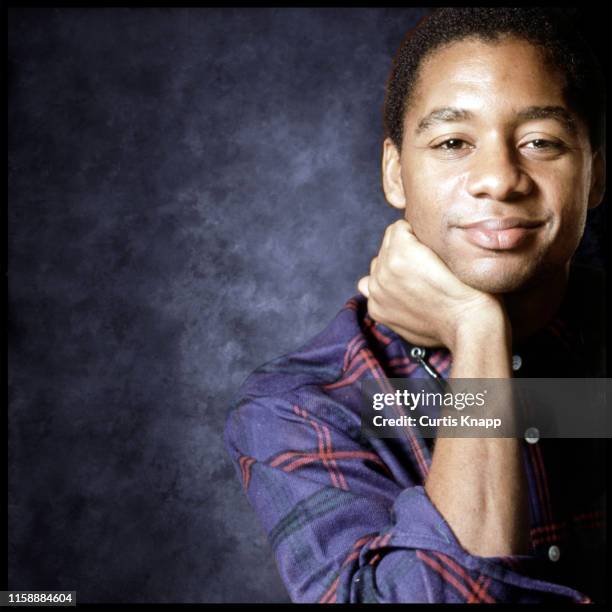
left=357, top=219, right=506, bottom=350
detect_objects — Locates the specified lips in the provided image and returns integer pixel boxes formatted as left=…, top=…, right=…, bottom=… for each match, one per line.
left=458, top=217, right=544, bottom=250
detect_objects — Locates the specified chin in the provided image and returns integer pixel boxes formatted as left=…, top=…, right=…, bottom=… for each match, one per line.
left=449, top=257, right=544, bottom=294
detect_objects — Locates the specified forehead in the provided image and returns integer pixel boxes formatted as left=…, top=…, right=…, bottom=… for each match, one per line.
left=407, top=36, right=569, bottom=124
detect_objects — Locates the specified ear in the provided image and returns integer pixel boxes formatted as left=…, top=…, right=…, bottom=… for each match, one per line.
left=587, top=148, right=606, bottom=210
left=382, top=137, right=407, bottom=210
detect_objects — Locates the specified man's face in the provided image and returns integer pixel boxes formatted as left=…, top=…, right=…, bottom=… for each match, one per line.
left=383, top=36, right=603, bottom=293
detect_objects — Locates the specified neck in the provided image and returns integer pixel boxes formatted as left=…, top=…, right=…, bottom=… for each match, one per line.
left=502, top=263, right=571, bottom=347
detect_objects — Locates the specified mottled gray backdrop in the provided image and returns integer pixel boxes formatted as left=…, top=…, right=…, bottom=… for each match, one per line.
left=7, top=7, right=608, bottom=604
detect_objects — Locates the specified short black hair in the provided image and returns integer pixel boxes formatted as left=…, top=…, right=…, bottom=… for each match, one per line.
left=383, top=7, right=606, bottom=154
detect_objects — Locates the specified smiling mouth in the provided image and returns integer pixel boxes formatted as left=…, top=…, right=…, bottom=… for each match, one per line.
left=457, top=217, right=545, bottom=250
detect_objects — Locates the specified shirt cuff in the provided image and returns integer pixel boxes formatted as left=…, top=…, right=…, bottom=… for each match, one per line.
left=387, top=485, right=591, bottom=602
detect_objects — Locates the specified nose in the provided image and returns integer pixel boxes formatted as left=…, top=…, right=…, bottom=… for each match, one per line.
left=466, top=141, right=533, bottom=202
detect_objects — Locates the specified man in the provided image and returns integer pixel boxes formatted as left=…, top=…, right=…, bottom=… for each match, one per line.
left=224, top=8, right=607, bottom=603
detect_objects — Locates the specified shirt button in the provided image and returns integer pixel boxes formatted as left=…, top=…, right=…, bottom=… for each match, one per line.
left=548, top=545, right=561, bottom=562
left=512, top=355, right=522, bottom=371
left=525, top=427, right=540, bottom=444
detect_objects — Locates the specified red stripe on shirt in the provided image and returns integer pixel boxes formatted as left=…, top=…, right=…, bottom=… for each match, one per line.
left=416, top=550, right=486, bottom=603
left=293, top=405, right=348, bottom=490
left=319, top=533, right=377, bottom=603
left=431, top=551, right=496, bottom=603
left=270, top=449, right=391, bottom=475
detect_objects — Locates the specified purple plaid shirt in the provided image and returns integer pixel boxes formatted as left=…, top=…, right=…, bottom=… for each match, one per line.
left=224, top=266, right=607, bottom=603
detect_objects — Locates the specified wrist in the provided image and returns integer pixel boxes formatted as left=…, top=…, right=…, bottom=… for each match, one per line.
left=450, top=301, right=511, bottom=353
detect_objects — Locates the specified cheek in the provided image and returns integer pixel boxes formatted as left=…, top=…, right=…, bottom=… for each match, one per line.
left=401, top=166, right=457, bottom=247
left=544, top=170, right=589, bottom=257
left=552, top=202, right=587, bottom=258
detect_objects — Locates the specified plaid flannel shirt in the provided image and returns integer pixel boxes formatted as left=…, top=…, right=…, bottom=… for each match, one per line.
left=224, top=265, right=607, bottom=603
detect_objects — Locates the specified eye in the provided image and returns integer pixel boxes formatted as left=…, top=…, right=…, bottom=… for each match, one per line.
left=433, top=138, right=471, bottom=151
left=430, top=138, right=474, bottom=158
left=521, top=138, right=568, bottom=159
left=523, top=139, right=565, bottom=150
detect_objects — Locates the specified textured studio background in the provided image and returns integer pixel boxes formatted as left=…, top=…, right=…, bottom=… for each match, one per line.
left=7, top=7, right=609, bottom=604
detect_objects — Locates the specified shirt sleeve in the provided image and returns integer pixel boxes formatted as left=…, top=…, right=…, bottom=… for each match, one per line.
left=224, top=391, right=592, bottom=604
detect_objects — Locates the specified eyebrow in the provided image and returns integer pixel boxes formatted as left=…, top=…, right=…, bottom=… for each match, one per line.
left=414, top=105, right=577, bottom=136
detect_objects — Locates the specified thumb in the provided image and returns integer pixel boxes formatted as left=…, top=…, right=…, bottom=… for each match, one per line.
left=357, top=276, right=370, bottom=297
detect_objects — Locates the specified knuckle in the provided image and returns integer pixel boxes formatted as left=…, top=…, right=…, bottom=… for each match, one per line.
left=368, top=275, right=381, bottom=296
left=412, top=244, right=431, bottom=266
left=382, top=227, right=393, bottom=249
left=387, top=253, right=404, bottom=273
left=390, top=220, right=403, bottom=236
